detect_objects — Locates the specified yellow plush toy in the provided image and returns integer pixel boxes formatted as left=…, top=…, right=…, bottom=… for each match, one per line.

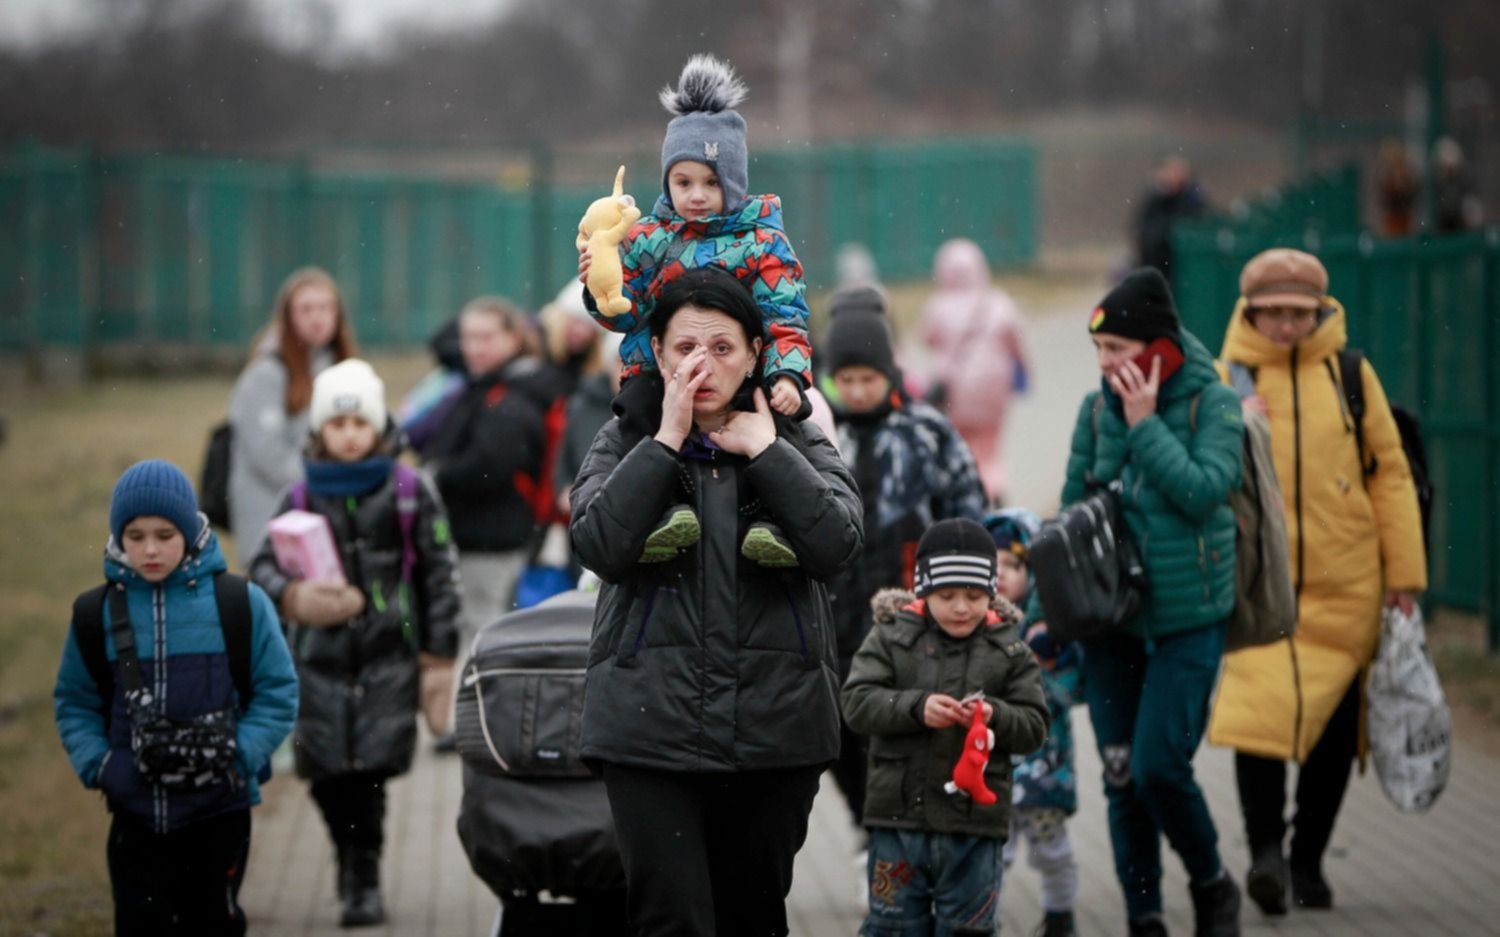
left=576, top=165, right=641, bottom=317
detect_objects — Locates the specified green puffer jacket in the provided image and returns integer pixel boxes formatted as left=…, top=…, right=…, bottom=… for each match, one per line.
left=1051, top=328, right=1243, bottom=640
left=842, top=589, right=1049, bottom=839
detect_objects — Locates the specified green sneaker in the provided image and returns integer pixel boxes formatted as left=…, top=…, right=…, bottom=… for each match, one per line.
left=640, top=505, right=700, bottom=563
left=741, top=522, right=799, bottom=568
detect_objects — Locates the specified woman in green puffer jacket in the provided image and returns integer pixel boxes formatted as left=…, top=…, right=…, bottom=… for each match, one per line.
left=1046, top=268, right=1245, bottom=937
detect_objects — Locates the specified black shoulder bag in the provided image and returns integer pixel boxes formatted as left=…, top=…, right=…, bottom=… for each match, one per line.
left=1029, top=396, right=1147, bottom=642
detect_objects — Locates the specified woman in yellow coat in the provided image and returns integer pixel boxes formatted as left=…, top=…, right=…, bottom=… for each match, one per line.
left=1206, top=249, right=1426, bottom=916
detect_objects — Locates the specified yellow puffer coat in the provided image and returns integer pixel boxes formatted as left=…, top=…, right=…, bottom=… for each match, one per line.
left=1207, top=298, right=1427, bottom=763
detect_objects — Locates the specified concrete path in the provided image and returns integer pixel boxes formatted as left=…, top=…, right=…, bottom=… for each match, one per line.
left=240, top=286, right=1500, bottom=934
left=239, top=719, right=1500, bottom=935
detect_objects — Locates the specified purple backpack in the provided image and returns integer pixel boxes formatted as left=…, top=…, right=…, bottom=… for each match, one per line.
left=291, top=463, right=421, bottom=586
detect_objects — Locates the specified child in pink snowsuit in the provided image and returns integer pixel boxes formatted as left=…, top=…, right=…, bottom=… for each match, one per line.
left=920, top=238, right=1030, bottom=502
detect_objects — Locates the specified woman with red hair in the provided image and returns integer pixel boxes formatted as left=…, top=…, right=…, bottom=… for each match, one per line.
left=228, top=267, right=358, bottom=566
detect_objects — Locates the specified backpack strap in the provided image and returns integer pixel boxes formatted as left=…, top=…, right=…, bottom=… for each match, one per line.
left=290, top=480, right=309, bottom=512
left=214, top=572, right=255, bottom=713
left=71, top=577, right=256, bottom=723
left=106, top=583, right=146, bottom=698
left=1334, top=349, right=1376, bottom=476
left=394, top=464, right=421, bottom=586
left=71, top=585, right=114, bottom=724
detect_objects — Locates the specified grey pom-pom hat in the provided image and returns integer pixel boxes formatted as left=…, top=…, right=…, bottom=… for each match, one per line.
left=659, top=54, right=749, bottom=215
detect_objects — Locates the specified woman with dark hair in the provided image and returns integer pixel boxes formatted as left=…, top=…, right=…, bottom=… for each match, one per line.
left=228, top=266, right=357, bottom=566
left=569, top=266, right=862, bottom=936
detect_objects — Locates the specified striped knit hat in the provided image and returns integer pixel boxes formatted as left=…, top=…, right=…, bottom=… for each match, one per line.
left=914, top=518, right=997, bottom=598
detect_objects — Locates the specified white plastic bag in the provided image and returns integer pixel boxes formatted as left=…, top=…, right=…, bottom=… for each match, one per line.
left=1366, top=605, right=1452, bottom=813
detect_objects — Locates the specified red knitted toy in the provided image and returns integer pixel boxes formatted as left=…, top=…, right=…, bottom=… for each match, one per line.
left=943, top=703, right=998, bottom=806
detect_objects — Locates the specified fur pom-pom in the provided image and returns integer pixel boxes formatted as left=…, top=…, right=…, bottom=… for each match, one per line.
left=659, top=54, right=748, bottom=116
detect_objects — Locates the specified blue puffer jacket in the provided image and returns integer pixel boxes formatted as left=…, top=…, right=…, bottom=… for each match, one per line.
left=54, top=520, right=299, bottom=833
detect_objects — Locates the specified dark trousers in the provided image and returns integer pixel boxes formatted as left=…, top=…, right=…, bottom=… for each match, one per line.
left=601, top=762, right=823, bottom=937
left=107, top=807, right=251, bottom=937
left=1081, top=625, right=1226, bottom=922
left=833, top=717, right=869, bottom=832
left=500, top=890, right=630, bottom=937
left=310, top=772, right=388, bottom=852
left=1235, top=678, right=1360, bottom=873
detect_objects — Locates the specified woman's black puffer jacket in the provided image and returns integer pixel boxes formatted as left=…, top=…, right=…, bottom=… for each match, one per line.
left=570, top=374, right=864, bottom=772
left=250, top=436, right=461, bottom=781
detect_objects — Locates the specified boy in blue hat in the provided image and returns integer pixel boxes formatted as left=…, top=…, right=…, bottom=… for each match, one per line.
left=55, top=459, right=298, bottom=936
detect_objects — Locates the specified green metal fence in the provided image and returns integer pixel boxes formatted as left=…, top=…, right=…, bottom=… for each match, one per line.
left=1, top=138, right=1036, bottom=355
left=1183, top=162, right=1362, bottom=243
left=1173, top=224, right=1500, bottom=649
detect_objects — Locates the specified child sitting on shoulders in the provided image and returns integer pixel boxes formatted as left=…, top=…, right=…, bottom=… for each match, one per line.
left=578, top=53, right=811, bottom=569
left=843, top=518, right=1049, bottom=936
left=250, top=359, right=461, bottom=928
left=986, top=508, right=1084, bottom=937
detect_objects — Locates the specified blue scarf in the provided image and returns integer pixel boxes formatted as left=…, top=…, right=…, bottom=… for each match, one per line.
left=303, top=455, right=394, bottom=498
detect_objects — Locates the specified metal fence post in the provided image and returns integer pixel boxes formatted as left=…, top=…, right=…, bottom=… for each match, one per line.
left=529, top=141, right=553, bottom=311
left=1486, top=228, right=1500, bottom=653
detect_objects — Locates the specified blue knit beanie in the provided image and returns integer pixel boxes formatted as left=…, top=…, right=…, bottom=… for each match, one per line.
left=110, top=460, right=202, bottom=543
left=982, top=508, right=1041, bottom=561
left=659, top=55, right=750, bottom=214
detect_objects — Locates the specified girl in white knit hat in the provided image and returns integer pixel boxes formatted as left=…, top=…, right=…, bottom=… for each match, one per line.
left=249, top=358, right=462, bottom=928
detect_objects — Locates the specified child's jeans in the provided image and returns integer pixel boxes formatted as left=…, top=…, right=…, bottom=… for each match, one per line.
left=863, top=828, right=1002, bottom=937
left=1001, top=807, right=1078, bottom=913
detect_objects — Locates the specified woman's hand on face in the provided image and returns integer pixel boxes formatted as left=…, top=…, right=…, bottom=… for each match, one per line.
left=710, top=387, right=777, bottom=459
left=655, top=348, right=709, bottom=452
left=1109, top=356, right=1161, bottom=427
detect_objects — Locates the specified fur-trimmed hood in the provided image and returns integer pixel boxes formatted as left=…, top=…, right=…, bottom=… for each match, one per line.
left=870, top=587, right=1022, bottom=630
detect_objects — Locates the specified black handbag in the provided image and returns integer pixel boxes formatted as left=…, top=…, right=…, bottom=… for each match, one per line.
left=1030, top=480, right=1146, bottom=643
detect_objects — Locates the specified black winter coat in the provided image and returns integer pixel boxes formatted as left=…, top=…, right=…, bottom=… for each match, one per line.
left=250, top=455, right=461, bottom=781
left=569, top=374, right=864, bottom=772
left=424, top=357, right=559, bottom=553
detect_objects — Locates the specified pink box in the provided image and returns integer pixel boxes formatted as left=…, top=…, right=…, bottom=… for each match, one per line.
left=267, top=510, right=346, bottom=584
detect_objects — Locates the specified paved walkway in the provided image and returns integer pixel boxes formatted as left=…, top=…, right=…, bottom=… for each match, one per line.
left=240, top=720, right=1500, bottom=935
left=240, top=288, right=1500, bottom=934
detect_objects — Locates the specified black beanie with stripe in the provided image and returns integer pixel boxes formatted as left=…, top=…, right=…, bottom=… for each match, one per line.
left=913, top=518, right=998, bottom=598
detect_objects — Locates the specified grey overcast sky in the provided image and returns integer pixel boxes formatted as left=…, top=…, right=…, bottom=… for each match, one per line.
left=0, top=0, right=513, bottom=52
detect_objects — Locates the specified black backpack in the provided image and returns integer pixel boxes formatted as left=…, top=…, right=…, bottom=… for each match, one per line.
left=1029, top=395, right=1148, bottom=643
left=71, top=572, right=255, bottom=730
left=1337, top=350, right=1434, bottom=552
left=200, top=421, right=234, bottom=530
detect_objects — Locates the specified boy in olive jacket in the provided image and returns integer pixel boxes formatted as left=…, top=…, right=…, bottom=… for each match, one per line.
left=843, top=519, right=1049, bottom=936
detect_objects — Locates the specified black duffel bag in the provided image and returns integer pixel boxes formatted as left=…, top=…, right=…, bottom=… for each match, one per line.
left=455, top=590, right=624, bottom=901
left=456, top=591, right=591, bottom=779
left=1030, top=481, right=1146, bottom=643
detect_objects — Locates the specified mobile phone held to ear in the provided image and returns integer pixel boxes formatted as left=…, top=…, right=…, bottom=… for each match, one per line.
left=1133, top=337, right=1185, bottom=382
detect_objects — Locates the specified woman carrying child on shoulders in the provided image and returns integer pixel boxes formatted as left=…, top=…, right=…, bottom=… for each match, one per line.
left=570, top=266, right=861, bottom=936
